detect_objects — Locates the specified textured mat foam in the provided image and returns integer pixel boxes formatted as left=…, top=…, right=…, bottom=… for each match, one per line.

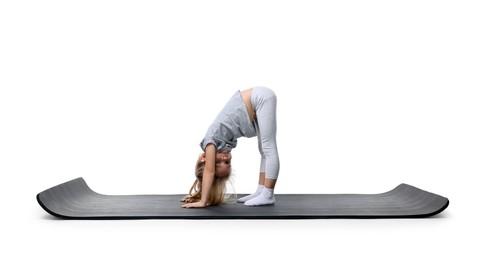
left=37, top=177, right=449, bottom=219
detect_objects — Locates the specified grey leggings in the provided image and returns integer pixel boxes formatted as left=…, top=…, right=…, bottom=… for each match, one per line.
left=251, top=87, right=280, bottom=180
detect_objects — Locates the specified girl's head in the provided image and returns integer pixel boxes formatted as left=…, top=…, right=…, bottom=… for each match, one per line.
left=185, top=151, right=233, bottom=206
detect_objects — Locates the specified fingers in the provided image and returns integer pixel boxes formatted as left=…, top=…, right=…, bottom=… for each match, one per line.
left=181, top=203, right=198, bottom=208
left=181, top=201, right=206, bottom=208
left=180, top=195, right=191, bottom=202
left=181, top=203, right=194, bottom=208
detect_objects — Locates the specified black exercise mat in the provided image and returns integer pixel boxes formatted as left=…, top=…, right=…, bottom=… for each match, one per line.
left=37, top=177, right=449, bottom=219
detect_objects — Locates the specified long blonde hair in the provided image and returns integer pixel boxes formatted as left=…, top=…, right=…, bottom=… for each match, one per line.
left=185, top=157, right=231, bottom=206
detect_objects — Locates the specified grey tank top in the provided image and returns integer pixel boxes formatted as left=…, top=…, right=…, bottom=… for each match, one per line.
left=200, top=90, right=256, bottom=152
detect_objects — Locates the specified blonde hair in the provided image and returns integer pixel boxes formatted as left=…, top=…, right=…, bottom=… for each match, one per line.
left=185, top=156, right=231, bottom=206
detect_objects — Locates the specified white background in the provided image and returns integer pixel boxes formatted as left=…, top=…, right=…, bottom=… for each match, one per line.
left=1, top=1, right=485, bottom=259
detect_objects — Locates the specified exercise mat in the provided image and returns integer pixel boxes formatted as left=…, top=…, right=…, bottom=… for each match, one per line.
left=37, top=177, right=449, bottom=219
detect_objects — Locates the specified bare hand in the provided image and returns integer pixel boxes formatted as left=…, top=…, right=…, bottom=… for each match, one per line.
left=181, top=201, right=207, bottom=208
left=180, top=195, right=191, bottom=203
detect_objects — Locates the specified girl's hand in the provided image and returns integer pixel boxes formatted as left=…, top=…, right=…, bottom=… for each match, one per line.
left=180, top=195, right=191, bottom=202
left=181, top=201, right=207, bottom=208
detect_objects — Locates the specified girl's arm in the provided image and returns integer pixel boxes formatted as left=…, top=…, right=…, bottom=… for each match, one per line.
left=181, top=144, right=216, bottom=208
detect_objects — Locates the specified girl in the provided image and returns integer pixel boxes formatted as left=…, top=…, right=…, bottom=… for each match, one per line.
left=181, top=86, right=280, bottom=208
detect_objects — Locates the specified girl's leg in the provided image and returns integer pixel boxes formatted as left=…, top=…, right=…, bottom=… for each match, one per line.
left=237, top=121, right=266, bottom=203
left=244, top=87, right=279, bottom=206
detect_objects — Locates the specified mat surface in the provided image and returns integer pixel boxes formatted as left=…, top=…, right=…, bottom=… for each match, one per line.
left=37, top=177, right=449, bottom=219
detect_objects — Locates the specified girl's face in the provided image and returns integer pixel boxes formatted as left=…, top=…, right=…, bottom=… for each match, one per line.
left=215, top=151, right=232, bottom=179
left=199, top=151, right=232, bottom=179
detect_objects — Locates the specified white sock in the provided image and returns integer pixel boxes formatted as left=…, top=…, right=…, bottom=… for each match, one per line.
left=237, top=185, right=264, bottom=203
left=244, top=187, right=275, bottom=206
